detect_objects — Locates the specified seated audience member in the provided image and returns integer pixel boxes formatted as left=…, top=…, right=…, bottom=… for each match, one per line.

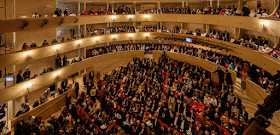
left=32, top=12, right=40, bottom=18
left=242, top=5, right=250, bottom=16
left=54, top=8, right=61, bottom=16
left=64, top=8, right=69, bottom=16
left=42, top=40, right=49, bottom=46
left=22, top=43, right=29, bottom=50
left=30, top=41, right=37, bottom=48
left=51, top=39, right=58, bottom=44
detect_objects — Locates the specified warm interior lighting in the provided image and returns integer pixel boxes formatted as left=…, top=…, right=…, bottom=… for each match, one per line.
left=94, top=37, right=100, bottom=41
left=112, top=15, right=116, bottom=19
left=76, top=40, right=82, bottom=44
left=260, top=21, right=269, bottom=26
left=112, top=35, right=117, bottom=38
left=24, top=82, right=32, bottom=88
left=128, top=15, right=133, bottom=19
left=144, top=15, right=150, bottom=18
left=54, top=71, right=61, bottom=77
left=128, top=34, right=134, bottom=37
left=54, top=45, right=60, bottom=50
left=144, top=33, right=150, bottom=37
left=23, top=52, right=32, bottom=56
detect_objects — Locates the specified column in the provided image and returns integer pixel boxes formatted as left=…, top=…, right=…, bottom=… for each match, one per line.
left=78, top=2, right=81, bottom=15
left=7, top=100, right=14, bottom=130
left=84, top=2, right=87, bottom=11
left=206, top=24, right=210, bottom=34
left=158, top=2, right=161, bottom=14
left=217, top=0, right=220, bottom=7
left=107, top=2, right=109, bottom=11
left=84, top=24, right=87, bottom=37
left=12, top=32, right=16, bottom=52
left=133, top=2, right=136, bottom=13
left=233, top=28, right=237, bottom=40
left=186, top=2, right=188, bottom=6
left=112, top=3, right=115, bottom=13
left=12, top=0, right=16, bottom=19
left=12, top=0, right=16, bottom=52
left=83, top=47, right=86, bottom=58
left=78, top=25, right=81, bottom=37
left=210, top=0, right=213, bottom=7
left=182, top=1, right=184, bottom=7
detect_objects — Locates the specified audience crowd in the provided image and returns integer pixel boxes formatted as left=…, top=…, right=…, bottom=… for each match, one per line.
left=16, top=54, right=250, bottom=134
left=108, top=26, right=136, bottom=33
left=14, top=40, right=280, bottom=134
left=87, top=42, right=277, bottom=94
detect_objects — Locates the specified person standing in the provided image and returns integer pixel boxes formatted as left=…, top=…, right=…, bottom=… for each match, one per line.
left=64, top=8, right=69, bottom=16
left=23, top=67, right=31, bottom=80
left=74, top=82, right=79, bottom=98
left=66, top=92, right=71, bottom=110
left=83, top=73, right=87, bottom=86
left=214, top=67, right=225, bottom=84
left=16, top=70, right=24, bottom=83
left=62, top=55, right=67, bottom=67
left=89, top=71, right=94, bottom=83
left=225, top=69, right=233, bottom=86
left=242, top=5, right=250, bottom=16
left=55, top=54, right=62, bottom=68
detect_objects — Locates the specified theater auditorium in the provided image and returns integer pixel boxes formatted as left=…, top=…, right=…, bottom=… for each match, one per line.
left=0, top=0, right=280, bottom=134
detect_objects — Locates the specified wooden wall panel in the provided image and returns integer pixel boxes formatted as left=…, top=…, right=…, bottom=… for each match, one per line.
left=15, top=27, right=57, bottom=51
left=15, top=0, right=56, bottom=18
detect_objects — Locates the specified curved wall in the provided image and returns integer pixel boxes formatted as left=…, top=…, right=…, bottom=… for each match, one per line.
left=1, top=15, right=280, bottom=37
left=1, top=32, right=279, bottom=75
left=0, top=51, right=144, bottom=104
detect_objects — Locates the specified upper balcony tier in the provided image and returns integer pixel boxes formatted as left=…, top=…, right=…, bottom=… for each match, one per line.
left=0, top=32, right=279, bottom=76
left=1, top=14, right=280, bottom=37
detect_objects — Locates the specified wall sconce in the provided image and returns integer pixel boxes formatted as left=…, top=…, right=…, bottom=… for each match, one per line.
left=94, top=37, right=100, bottom=43
left=144, top=15, right=150, bottom=21
left=128, top=15, right=133, bottom=20
left=54, top=71, right=61, bottom=78
left=94, top=37, right=100, bottom=41
left=144, top=33, right=150, bottom=38
left=112, top=35, right=117, bottom=40
left=111, top=15, right=116, bottom=21
left=23, top=51, right=32, bottom=57
left=260, top=21, right=269, bottom=28
left=76, top=40, right=82, bottom=46
left=76, top=40, right=82, bottom=44
left=54, top=45, right=60, bottom=53
left=24, top=82, right=32, bottom=92
left=128, top=33, right=133, bottom=40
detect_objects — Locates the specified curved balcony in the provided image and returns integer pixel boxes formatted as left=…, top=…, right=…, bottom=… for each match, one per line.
left=10, top=50, right=280, bottom=134
left=1, top=32, right=279, bottom=75
left=0, top=50, right=144, bottom=104
left=1, top=14, right=280, bottom=37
